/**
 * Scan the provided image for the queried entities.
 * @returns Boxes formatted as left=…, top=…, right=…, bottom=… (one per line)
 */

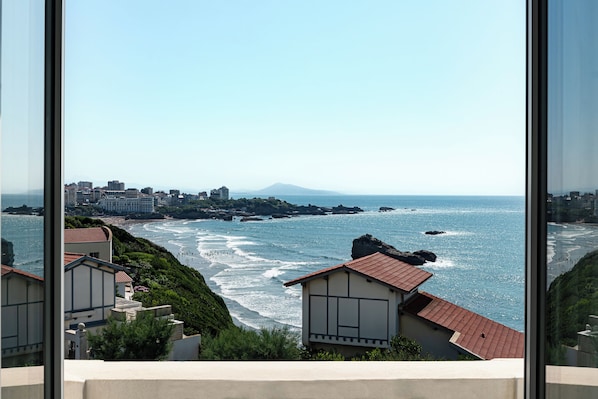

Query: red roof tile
left=64, top=227, right=111, bottom=243
left=404, top=291, right=524, bottom=359
left=284, top=252, right=433, bottom=293
left=1, top=264, right=44, bottom=282
left=115, top=271, right=133, bottom=283
left=64, top=252, right=85, bottom=265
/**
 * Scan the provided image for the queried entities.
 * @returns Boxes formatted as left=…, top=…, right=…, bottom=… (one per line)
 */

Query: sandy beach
left=97, top=216, right=163, bottom=228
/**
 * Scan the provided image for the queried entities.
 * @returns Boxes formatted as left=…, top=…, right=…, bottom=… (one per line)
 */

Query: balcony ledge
left=0, top=359, right=526, bottom=399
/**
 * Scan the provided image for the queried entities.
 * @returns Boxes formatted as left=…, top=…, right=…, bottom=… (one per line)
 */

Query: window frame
left=526, top=0, right=548, bottom=397
left=37, top=0, right=554, bottom=397
left=43, top=0, right=64, bottom=398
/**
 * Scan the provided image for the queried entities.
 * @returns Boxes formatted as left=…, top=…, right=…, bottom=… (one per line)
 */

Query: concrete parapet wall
left=3, top=359, right=525, bottom=399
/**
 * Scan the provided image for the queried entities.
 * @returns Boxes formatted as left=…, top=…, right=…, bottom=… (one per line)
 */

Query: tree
left=88, top=313, right=175, bottom=360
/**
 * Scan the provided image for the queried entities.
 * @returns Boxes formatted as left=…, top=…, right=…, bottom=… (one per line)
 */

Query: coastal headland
left=67, top=197, right=365, bottom=221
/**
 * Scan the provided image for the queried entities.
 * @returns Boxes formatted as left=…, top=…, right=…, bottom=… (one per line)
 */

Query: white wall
left=64, top=262, right=115, bottom=329
left=401, top=313, right=461, bottom=359
left=1, top=275, right=44, bottom=366
left=64, top=241, right=111, bottom=263
left=304, top=271, right=399, bottom=348
left=2, top=359, right=530, bottom=399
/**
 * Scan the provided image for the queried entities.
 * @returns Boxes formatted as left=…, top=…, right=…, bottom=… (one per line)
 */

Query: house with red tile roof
left=64, top=226, right=113, bottom=262
left=284, top=252, right=524, bottom=359
left=64, top=252, right=125, bottom=330
left=1, top=265, right=44, bottom=367
left=115, top=270, right=134, bottom=300
left=63, top=252, right=199, bottom=360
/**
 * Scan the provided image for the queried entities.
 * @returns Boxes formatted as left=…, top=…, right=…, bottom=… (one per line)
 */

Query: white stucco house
left=64, top=226, right=113, bottom=263
left=115, top=270, right=134, bottom=300
left=1, top=265, right=44, bottom=367
left=285, top=252, right=524, bottom=359
left=64, top=252, right=125, bottom=331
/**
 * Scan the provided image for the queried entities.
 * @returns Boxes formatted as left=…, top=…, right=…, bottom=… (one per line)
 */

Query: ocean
left=6, top=194, right=596, bottom=334
left=126, top=195, right=527, bottom=332
left=1, top=194, right=44, bottom=277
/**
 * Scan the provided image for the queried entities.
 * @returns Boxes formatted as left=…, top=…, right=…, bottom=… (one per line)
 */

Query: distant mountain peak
left=253, top=183, right=340, bottom=196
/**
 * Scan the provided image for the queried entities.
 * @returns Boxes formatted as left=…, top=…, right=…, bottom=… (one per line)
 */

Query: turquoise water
left=127, top=195, right=526, bottom=331
left=4, top=194, right=597, bottom=334
left=1, top=194, right=44, bottom=276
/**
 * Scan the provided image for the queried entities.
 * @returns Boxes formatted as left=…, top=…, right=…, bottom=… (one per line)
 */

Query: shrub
left=88, top=313, right=174, bottom=360
left=200, top=326, right=301, bottom=360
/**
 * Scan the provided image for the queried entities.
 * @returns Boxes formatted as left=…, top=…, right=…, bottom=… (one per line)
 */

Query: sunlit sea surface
left=127, top=195, right=527, bottom=332
left=1, top=194, right=44, bottom=277
left=7, top=194, right=595, bottom=333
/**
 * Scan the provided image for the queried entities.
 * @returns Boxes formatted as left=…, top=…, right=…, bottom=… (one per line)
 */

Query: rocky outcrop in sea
left=351, top=234, right=436, bottom=266
left=1, top=238, right=14, bottom=266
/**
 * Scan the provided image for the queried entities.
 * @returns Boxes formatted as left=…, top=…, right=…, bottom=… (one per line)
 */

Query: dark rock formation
left=240, top=216, right=263, bottom=222
left=425, top=230, right=445, bottom=235
left=379, top=207, right=395, bottom=212
left=1, top=238, right=14, bottom=266
left=413, top=250, right=437, bottom=262
left=351, top=234, right=436, bottom=266
left=331, top=205, right=364, bottom=214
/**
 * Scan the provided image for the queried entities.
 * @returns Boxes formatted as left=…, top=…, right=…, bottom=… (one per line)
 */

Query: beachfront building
left=210, top=186, right=229, bottom=201
left=285, top=252, right=524, bottom=359
left=107, top=180, right=125, bottom=191
left=125, top=188, right=140, bottom=198
left=98, top=196, right=154, bottom=214
left=64, top=226, right=113, bottom=263
left=1, top=265, right=44, bottom=367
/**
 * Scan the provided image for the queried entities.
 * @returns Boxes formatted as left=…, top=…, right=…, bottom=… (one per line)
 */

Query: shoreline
left=97, top=216, right=165, bottom=228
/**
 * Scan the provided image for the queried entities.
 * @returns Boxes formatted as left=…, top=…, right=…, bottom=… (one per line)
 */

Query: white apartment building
left=98, top=196, right=154, bottom=214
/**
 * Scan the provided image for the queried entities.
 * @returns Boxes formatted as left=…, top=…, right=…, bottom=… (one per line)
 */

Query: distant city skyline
left=3, top=2, right=526, bottom=195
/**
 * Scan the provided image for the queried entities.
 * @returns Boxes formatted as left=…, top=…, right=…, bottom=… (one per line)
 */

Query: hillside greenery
left=65, top=216, right=234, bottom=336
left=546, top=249, right=598, bottom=363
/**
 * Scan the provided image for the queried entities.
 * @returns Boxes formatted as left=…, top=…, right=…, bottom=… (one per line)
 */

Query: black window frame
left=39, top=0, right=552, bottom=397
left=44, top=0, right=64, bottom=398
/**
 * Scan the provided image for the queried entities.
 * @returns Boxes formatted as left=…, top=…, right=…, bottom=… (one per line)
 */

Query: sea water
left=7, top=194, right=596, bottom=333
left=127, top=196, right=527, bottom=332
left=1, top=194, right=44, bottom=277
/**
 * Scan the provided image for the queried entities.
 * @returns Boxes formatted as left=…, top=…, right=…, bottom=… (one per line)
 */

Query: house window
left=89, top=252, right=100, bottom=259
left=4, top=0, right=597, bottom=397
left=0, top=0, right=46, bottom=392
left=1, top=0, right=62, bottom=397
left=545, top=0, right=598, bottom=390
left=527, top=0, right=598, bottom=396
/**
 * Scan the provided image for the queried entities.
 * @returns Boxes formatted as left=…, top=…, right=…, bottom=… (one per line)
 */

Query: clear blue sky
left=9, top=1, right=527, bottom=195
left=547, top=0, right=598, bottom=195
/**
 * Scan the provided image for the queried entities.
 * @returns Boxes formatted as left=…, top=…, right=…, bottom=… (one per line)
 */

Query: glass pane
left=546, top=0, right=598, bottom=392
left=1, top=0, right=45, bottom=393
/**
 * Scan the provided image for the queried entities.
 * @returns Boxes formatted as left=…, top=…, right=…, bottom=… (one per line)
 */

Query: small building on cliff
left=284, top=252, right=524, bottom=359
left=65, top=226, right=113, bottom=262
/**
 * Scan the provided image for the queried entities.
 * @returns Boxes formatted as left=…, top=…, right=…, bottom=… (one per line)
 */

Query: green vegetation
left=301, top=335, right=428, bottom=361
left=546, top=249, right=598, bottom=364
left=88, top=313, right=174, bottom=360
left=200, top=326, right=301, bottom=360
left=65, top=216, right=234, bottom=336
left=352, top=335, right=426, bottom=361
left=167, top=197, right=297, bottom=215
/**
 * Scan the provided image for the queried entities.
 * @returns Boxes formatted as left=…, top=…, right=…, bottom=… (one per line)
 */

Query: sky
left=4, top=1, right=527, bottom=195
left=1, top=1, right=45, bottom=195
left=547, top=0, right=598, bottom=195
